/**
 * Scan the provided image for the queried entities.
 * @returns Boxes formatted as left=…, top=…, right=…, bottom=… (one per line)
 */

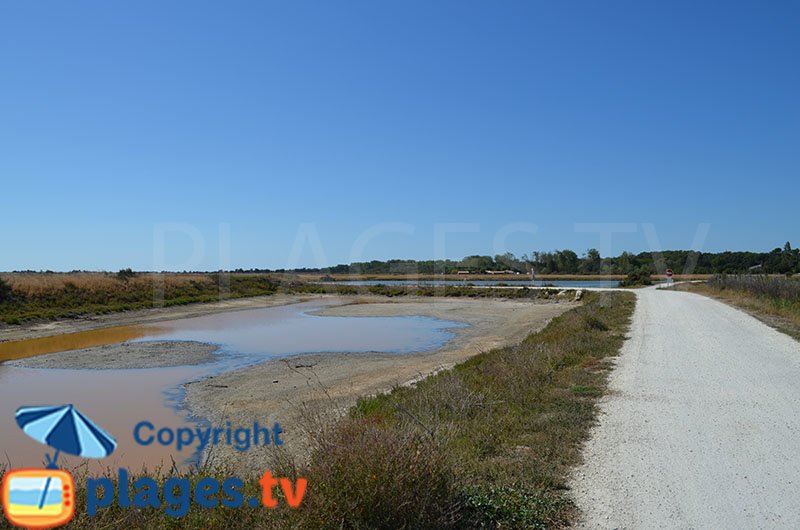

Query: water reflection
left=139, top=300, right=465, bottom=363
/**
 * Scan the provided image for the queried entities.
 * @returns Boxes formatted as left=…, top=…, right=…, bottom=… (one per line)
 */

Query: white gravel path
left=571, top=287, right=800, bottom=529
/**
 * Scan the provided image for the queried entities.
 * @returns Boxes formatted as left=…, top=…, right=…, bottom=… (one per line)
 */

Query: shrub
left=300, top=418, right=463, bottom=529
left=464, top=483, right=571, bottom=529
left=619, top=267, right=652, bottom=287
left=0, top=277, right=12, bottom=302
left=583, top=314, right=609, bottom=331
left=115, top=268, right=137, bottom=282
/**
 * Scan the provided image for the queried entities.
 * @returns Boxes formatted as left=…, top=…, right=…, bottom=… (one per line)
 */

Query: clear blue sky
left=2, top=1, right=798, bottom=271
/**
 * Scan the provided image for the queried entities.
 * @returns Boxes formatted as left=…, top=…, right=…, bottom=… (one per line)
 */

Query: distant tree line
left=8, top=243, right=797, bottom=277
left=273, top=242, right=800, bottom=276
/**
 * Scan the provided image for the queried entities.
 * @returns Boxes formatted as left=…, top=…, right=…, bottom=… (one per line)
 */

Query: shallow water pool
left=0, top=299, right=465, bottom=470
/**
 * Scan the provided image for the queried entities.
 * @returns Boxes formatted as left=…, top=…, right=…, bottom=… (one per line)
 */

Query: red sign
left=666, top=269, right=674, bottom=277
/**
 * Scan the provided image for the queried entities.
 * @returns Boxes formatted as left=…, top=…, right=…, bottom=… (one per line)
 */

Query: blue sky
left=1, top=1, right=798, bottom=271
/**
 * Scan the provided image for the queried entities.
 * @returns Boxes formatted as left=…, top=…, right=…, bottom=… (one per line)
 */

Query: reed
left=708, top=274, right=800, bottom=302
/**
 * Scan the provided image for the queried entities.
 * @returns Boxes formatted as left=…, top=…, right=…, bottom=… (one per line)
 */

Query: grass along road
left=571, top=287, right=800, bottom=528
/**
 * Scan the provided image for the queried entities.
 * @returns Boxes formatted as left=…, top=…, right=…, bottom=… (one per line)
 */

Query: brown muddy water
left=0, top=300, right=464, bottom=472
left=0, top=325, right=170, bottom=362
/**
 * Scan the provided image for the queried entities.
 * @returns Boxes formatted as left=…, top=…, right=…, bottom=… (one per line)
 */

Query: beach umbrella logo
left=2, top=404, right=116, bottom=528
left=15, top=404, right=117, bottom=467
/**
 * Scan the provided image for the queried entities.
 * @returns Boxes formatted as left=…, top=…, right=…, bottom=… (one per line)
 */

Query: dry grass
left=2, top=272, right=215, bottom=297
left=0, top=273, right=279, bottom=324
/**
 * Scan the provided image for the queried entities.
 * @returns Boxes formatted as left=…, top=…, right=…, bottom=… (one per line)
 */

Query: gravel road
left=571, top=287, right=800, bottom=529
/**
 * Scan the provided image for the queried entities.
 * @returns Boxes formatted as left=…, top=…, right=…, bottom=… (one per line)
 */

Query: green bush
left=464, top=484, right=571, bottom=529
left=619, top=267, right=653, bottom=287
left=115, top=268, right=137, bottom=282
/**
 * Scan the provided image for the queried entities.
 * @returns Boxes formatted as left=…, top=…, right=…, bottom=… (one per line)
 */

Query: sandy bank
left=184, top=296, right=575, bottom=470
left=0, top=293, right=321, bottom=343
left=5, top=340, right=219, bottom=369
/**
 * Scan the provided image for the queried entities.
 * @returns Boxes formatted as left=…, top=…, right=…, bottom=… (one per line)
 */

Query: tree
left=460, top=255, right=495, bottom=272
left=493, top=252, right=526, bottom=272
left=555, top=249, right=579, bottom=274
left=581, top=248, right=602, bottom=274
left=616, top=251, right=634, bottom=274
left=531, top=251, right=558, bottom=274
left=779, top=242, right=799, bottom=274
left=280, top=242, right=800, bottom=276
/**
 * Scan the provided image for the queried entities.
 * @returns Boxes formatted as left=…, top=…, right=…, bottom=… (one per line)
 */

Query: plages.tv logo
left=2, top=404, right=116, bottom=529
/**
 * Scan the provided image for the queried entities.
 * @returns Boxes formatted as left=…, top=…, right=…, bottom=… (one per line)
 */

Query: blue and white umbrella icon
left=15, top=404, right=117, bottom=508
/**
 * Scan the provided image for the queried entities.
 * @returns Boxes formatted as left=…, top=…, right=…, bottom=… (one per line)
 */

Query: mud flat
left=184, top=296, right=575, bottom=471
left=5, top=340, right=218, bottom=369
